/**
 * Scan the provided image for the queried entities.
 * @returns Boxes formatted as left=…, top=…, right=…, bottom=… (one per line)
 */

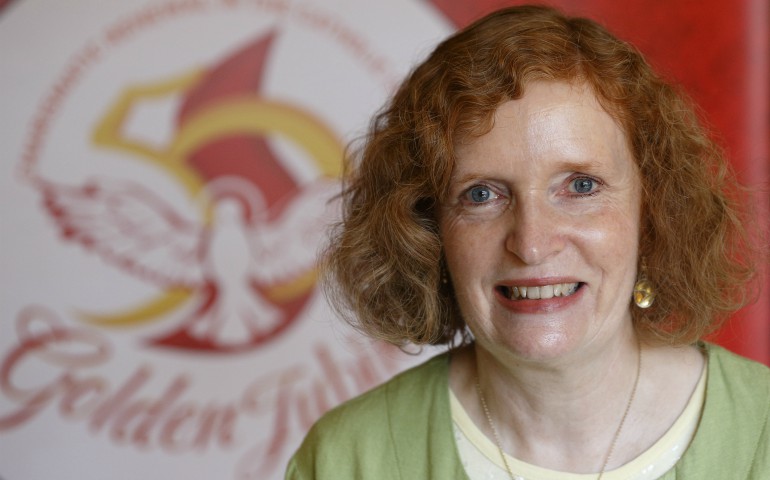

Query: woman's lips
left=494, top=281, right=584, bottom=313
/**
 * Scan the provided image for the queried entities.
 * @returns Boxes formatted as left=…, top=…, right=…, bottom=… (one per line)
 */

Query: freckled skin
left=440, top=81, right=642, bottom=367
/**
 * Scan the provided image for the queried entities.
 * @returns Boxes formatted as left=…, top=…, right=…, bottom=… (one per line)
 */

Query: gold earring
left=633, top=279, right=655, bottom=308
left=633, top=260, right=655, bottom=308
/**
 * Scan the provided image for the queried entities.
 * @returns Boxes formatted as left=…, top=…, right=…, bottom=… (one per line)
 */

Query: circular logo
left=28, top=9, right=355, bottom=354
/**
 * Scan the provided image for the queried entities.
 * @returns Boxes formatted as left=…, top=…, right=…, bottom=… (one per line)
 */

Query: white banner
left=0, top=1, right=451, bottom=478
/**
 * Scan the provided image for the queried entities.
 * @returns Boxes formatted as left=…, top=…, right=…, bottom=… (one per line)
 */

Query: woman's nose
left=505, top=195, right=566, bottom=265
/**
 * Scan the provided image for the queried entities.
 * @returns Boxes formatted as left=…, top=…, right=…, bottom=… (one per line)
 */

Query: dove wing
left=248, top=180, right=340, bottom=284
left=42, top=180, right=206, bottom=287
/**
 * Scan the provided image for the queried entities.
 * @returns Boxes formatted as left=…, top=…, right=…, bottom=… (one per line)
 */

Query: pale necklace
left=475, top=346, right=642, bottom=480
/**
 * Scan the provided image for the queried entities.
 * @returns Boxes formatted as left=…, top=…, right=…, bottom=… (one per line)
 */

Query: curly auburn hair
left=323, top=5, right=756, bottom=346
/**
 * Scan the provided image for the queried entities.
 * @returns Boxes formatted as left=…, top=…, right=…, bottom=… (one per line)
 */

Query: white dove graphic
left=41, top=176, right=339, bottom=346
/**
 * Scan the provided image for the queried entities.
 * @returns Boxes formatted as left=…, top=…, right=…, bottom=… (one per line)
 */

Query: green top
left=286, top=344, right=770, bottom=479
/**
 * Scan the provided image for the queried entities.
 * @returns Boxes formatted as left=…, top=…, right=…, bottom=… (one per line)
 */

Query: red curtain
left=428, top=0, right=770, bottom=365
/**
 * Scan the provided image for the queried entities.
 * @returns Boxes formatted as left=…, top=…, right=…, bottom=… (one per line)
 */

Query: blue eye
left=571, top=177, right=595, bottom=194
left=467, top=185, right=496, bottom=203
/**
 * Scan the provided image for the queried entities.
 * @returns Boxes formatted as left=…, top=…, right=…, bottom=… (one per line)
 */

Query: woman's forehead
left=454, top=82, right=631, bottom=166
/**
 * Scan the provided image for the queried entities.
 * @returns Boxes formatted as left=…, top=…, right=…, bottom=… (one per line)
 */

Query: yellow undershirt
left=450, top=364, right=707, bottom=480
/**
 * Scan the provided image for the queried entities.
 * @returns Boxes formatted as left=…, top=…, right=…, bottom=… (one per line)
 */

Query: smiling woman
left=286, top=5, right=769, bottom=480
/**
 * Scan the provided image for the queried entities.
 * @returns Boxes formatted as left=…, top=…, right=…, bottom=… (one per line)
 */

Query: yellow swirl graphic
left=83, top=71, right=343, bottom=327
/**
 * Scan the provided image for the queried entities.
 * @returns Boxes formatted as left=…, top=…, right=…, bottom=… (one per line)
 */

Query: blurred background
left=0, top=0, right=767, bottom=478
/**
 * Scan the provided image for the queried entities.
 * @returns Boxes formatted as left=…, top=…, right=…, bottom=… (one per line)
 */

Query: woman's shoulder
left=674, top=343, right=770, bottom=478
left=294, top=353, right=449, bottom=442
left=704, top=342, right=770, bottom=394
left=286, top=351, right=454, bottom=479
left=702, top=342, right=770, bottom=427
left=648, top=344, right=769, bottom=479
left=314, top=350, right=450, bottom=429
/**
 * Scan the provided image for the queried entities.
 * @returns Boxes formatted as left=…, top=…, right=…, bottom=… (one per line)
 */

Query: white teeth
left=506, top=282, right=578, bottom=300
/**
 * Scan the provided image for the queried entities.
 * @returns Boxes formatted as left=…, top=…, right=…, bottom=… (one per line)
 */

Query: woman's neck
left=449, top=337, right=705, bottom=473
left=451, top=333, right=641, bottom=473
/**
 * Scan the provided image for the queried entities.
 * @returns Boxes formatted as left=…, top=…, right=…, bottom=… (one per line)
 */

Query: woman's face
left=439, top=81, right=641, bottom=364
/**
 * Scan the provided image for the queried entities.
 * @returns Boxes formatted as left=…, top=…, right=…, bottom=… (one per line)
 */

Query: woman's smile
left=494, top=280, right=586, bottom=315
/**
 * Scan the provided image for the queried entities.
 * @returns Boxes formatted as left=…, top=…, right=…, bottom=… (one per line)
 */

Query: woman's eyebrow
left=552, top=160, right=606, bottom=173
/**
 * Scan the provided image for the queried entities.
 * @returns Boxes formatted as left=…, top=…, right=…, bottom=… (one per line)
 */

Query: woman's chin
left=478, top=328, right=586, bottom=366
